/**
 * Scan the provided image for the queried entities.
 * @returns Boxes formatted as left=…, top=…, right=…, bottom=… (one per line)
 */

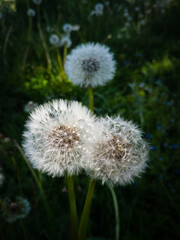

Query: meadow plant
left=22, top=42, right=149, bottom=240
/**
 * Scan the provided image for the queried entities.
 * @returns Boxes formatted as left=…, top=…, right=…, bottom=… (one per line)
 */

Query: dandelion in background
left=2, top=197, right=30, bottom=223
left=63, top=23, right=73, bottom=33
left=27, top=8, right=36, bottom=17
left=65, top=43, right=116, bottom=88
left=60, top=36, right=72, bottom=48
left=0, top=12, right=3, bottom=19
left=32, top=0, right=42, bottom=4
left=49, top=34, right=60, bottom=47
left=84, top=116, right=149, bottom=186
left=124, top=9, right=129, bottom=17
left=24, top=101, right=38, bottom=113
left=135, top=6, right=140, bottom=12
left=23, top=99, right=98, bottom=177
left=95, top=3, right=104, bottom=15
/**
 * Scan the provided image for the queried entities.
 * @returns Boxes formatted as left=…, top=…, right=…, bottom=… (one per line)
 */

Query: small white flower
left=65, top=43, right=116, bottom=88
left=49, top=34, right=60, bottom=47
left=27, top=8, right=36, bottom=17
left=32, top=0, right=42, bottom=4
left=23, top=99, right=98, bottom=177
left=24, top=101, right=38, bottom=113
left=3, top=197, right=31, bottom=223
left=84, top=116, right=149, bottom=186
left=63, top=23, right=73, bottom=33
left=60, top=37, right=72, bottom=48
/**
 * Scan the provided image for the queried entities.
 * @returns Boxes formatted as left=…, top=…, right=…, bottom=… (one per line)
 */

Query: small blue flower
left=152, top=146, right=157, bottom=150
left=146, top=134, right=151, bottom=139
left=171, top=144, right=178, bottom=149
left=157, top=125, right=162, bottom=131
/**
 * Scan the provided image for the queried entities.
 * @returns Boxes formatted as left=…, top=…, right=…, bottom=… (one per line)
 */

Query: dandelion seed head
left=49, top=34, right=60, bottom=47
left=2, top=197, right=30, bottom=223
left=27, top=8, right=36, bottom=17
left=23, top=99, right=98, bottom=177
left=63, top=23, right=73, bottom=33
left=60, top=36, right=72, bottom=48
left=84, top=116, right=149, bottom=186
left=0, top=168, right=4, bottom=187
left=65, top=43, right=116, bottom=88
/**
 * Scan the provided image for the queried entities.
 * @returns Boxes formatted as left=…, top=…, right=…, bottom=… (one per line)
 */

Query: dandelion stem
left=79, top=179, right=96, bottom=240
left=108, top=185, right=120, bottom=240
left=63, top=46, right=67, bottom=67
left=88, top=86, right=94, bottom=112
left=67, top=175, right=79, bottom=240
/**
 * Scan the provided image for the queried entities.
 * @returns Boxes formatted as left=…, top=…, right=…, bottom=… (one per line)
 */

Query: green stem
left=11, top=157, right=23, bottom=195
left=108, top=185, right=120, bottom=240
left=37, top=6, right=52, bottom=72
left=79, top=180, right=96, bottom=240
left=88, top=86, right=94, bottom=112
left=14, top=141, right=55, bottom=238
left=67, top=175, right=79, bottom=240
left=63, top=46, right=67, bottom=67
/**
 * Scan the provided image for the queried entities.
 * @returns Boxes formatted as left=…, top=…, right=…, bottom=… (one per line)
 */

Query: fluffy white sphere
left=63, top=23, right=73, bottom=33
left=83, top=116, right=149, bottom=186
left=49, top=34, right=60, bottom=46
left=27, top=8, right=36, bottom=17
left=65, top=43, right=116, bottom=88
left=23, top=99, right=98, bottom=177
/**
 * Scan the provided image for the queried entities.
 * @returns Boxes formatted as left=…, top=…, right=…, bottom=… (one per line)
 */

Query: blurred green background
left=0, top=0, right=179, bottom=239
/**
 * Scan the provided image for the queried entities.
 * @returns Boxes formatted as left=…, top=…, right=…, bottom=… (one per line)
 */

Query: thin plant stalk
left=11, top=157, right=23, bottom=195
left=108, top=185, right=120, bottom=240
left=79, top=179, right=96, bottom=240
left=14, top=141, right=55, bottom=238
left=19, top=220, right=29, bottom=240
left=0, top=198, right=14, bottom=240
left=57, top=50, right=64, bottom=80
left=63, top=46, right=67, bottom=67
left=37, top=6, right=52, bottom=72
left=88, top=86, right=94, bottom=112
left=67, top=175, right=79, bottom=240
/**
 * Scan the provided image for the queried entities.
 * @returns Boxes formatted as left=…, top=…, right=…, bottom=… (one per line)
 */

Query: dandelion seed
left=23, top=99, right=98, bottom=177
left=84, top=116, right=149, bottom=186
left=65, top=43, right=116, bottom=88
left=49, top=34, right=60, bottom=47
left=27, top=8, right=36, bottom=17
left=2, top=197, right=30, bottom=223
